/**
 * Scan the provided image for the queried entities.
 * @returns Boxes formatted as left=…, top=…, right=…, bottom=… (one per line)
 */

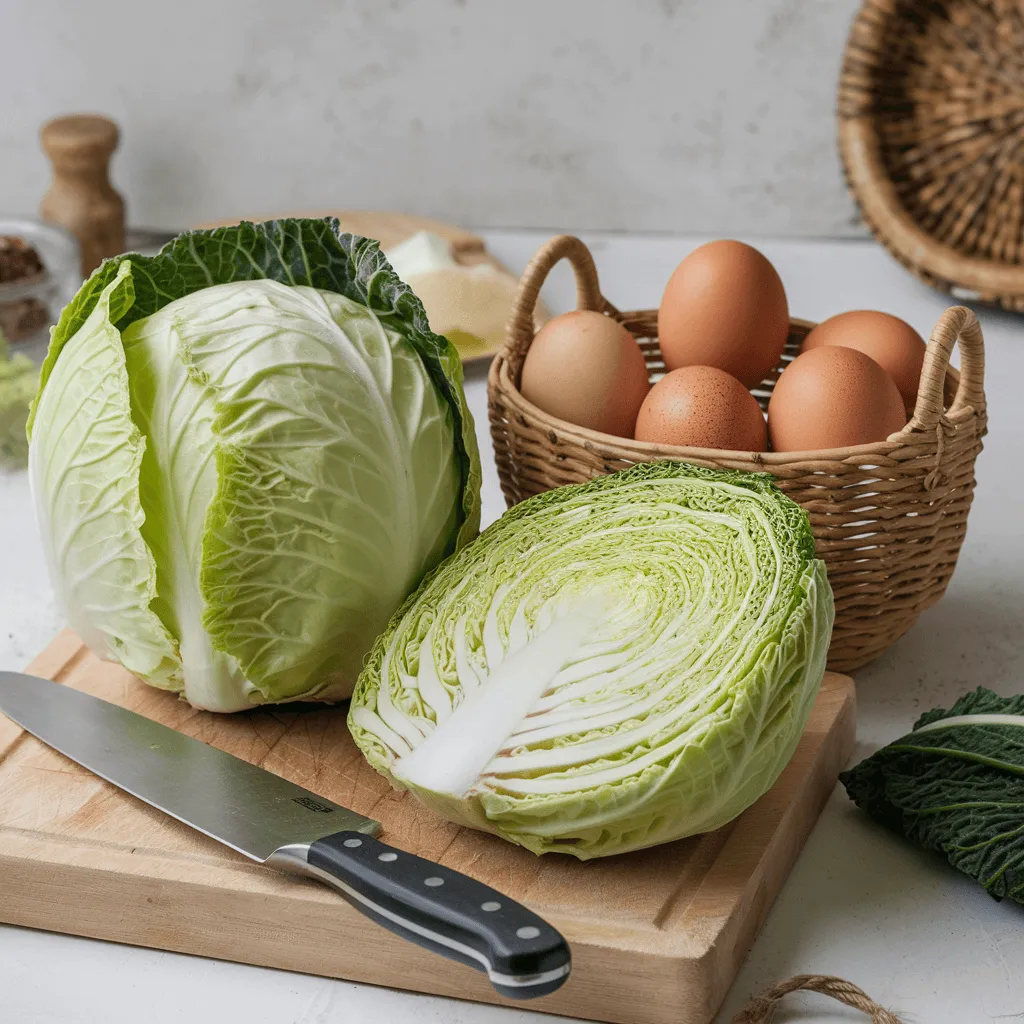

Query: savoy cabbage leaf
left=841, top=687, right=1024, bottom=903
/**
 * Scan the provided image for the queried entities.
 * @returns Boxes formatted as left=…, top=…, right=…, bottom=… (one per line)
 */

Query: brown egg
left=802, top=310, right=925, bottom=413
left=657, top=240, right=789, bottom=388
left=768, top=346, right=906, bottom=452
left=634, top=366, right=767, bottom=451
left=520, top=310, right=650, bottom=437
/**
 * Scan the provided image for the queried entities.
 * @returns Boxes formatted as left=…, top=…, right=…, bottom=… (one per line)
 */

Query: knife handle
left=269, top=831, right=570, bottom=999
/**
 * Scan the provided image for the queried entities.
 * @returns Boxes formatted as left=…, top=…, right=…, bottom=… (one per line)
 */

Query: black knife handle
left=302, top=831, right=570, bottom=999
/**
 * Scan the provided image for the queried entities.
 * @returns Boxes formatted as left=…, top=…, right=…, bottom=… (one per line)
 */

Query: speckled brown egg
left=634, top=366, right=767, bottom=451
left=768, top=346, right=906, bottom=452
left=802, top=310, right=926, bottom=414
left=520, top=310, right=650, bottom=437
left=657, top=240, right=789, bottom=388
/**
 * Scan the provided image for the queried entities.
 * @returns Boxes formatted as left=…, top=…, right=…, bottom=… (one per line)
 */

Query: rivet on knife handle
left=268, top=831, right=571, bottom=998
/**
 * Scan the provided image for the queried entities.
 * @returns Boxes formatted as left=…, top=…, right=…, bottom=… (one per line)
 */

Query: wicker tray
left=839, top=0, right=1024, bottom=309
left=488, top=235, right=987, bottom=673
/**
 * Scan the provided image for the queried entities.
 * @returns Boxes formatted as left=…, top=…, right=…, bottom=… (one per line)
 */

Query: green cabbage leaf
left=841, top=687, right=1024, bottom=903
left=350, top=461, right=833, bottom=858
left=29, top=219, right=480, bottom=711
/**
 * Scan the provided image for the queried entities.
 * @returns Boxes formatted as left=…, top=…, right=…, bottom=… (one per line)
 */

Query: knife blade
left=0, top=672, right=571, bottom=998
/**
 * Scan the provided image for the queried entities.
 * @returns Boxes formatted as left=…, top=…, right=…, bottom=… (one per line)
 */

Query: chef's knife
left=0, top=672, right=570, bottom=998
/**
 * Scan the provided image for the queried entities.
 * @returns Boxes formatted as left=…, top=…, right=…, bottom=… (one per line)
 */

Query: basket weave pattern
left=487, top=236, right=987, bottom=673
left=839, top=0, right=1024, bottom=309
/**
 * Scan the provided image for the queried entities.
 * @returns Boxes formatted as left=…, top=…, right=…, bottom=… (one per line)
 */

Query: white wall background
left=3, top=0, right=863, bottom=237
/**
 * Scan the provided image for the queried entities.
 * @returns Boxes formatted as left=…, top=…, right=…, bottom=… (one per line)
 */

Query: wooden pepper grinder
left=40, top=115, right=125, bottom=276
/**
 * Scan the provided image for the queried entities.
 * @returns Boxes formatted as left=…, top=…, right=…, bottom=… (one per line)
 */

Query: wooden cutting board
left=0, top=632, right=855, bottom=1024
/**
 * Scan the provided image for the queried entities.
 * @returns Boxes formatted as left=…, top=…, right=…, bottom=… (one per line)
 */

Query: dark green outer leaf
left=28, top=217, right=480, bottom=547
left=841, top=687, right=1024, bottom=903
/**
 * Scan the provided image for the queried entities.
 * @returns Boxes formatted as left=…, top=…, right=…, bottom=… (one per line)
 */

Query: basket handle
left=907, top=305, right=986, bottom=431
left=502, top=235, right=609, bottom=377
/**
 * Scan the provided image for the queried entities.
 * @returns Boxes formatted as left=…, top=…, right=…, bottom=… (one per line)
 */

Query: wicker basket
left=488, top=235, right=987, bottom=673
left=839, top=0, right=1024, bottom=309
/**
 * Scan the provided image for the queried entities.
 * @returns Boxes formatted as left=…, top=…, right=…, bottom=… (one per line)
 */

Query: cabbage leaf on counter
left=841, top=687, right=1024, bottom=903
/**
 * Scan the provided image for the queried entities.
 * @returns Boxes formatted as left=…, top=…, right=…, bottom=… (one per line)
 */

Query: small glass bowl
left=0, top=218, right=81, bottom=365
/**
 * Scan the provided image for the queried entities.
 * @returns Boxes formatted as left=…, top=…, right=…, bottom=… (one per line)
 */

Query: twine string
left=731, top=974, right=906, bottom=1023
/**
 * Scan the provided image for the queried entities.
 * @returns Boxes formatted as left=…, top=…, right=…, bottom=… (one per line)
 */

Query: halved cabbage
left=349, top=461, right=833, bottom=859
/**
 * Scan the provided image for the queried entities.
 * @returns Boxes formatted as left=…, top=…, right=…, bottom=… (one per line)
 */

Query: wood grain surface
left=0, top=632, right=856, bottom=1024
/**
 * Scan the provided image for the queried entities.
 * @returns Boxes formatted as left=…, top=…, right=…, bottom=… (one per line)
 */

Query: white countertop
left=3, top=229, right=1022, bottom=1024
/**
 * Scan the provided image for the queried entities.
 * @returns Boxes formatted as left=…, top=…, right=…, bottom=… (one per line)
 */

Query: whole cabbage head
left=28, top=219, right=480, bottom=711
left=349, top=462, right=834, bottom=859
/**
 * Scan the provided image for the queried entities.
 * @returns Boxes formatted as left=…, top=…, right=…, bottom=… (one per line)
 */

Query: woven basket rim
left=492, top=353, right=971, bottom=466
left=492, top=234, right=987, bottom=470
left=837, top=1, right=1024, bottom=303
